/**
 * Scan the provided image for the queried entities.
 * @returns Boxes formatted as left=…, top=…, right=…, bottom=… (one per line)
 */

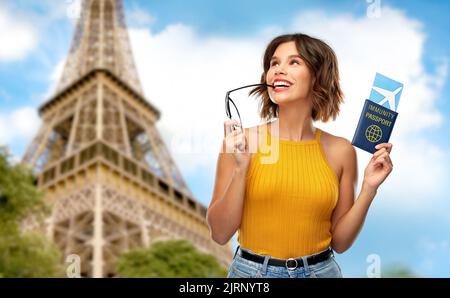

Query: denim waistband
left=233, top=246, right=333, bottom=273
left=234, top=246, right=333, bottom=261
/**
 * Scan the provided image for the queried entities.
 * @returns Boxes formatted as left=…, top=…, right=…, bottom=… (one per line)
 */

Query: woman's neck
left=274, top=104, right=315, bottom=141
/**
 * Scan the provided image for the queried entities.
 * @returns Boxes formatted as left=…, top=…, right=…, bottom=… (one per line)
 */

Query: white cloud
left=40, top=58, right=66, bottom=101
left=129, top=25, right=269, bottom=175
left=29, top=56, right=65, bottom=105
left=292, top=8, right=445, bottom=135
left=127, top=7, right=156, bottom=27
left=66, top=0, right=82, bottom=23
left=50, top=59, right=66, bottom=84
left=0, top=107, right=41, bottom=145
left=0, top=5, right=38, bottom=61
left=127, top=7, right=448, bottom=211
left=291, top=8, right=449, bottom=212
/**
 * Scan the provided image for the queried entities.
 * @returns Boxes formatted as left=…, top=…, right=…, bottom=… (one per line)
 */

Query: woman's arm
left=206, top=121, right=252, bottom=245
left=206, top=153, right=249, bottom=245
left=330, top=141, right=393, bottom=253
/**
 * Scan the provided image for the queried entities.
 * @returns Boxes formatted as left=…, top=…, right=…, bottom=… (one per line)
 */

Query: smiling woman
left=250, top=33, right=343, bottom=123
left=206, top=33, right=394, bottom=278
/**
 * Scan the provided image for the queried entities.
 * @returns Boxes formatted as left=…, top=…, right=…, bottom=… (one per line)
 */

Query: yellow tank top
left=238, top=124, right=339, bottom=259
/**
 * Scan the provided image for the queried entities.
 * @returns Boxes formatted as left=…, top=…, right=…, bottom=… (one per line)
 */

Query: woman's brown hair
left=250, top=33, right=344, bottom=123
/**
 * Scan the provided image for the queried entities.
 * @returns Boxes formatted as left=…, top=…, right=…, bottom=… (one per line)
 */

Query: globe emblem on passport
left=365, top=125, right=382, bottom=143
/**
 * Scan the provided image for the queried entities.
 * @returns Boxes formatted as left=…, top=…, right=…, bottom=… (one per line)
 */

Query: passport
left=352, top=73, right=403, bottom=154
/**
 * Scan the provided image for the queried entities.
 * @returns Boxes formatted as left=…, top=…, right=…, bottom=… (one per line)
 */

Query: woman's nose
left=274, top=65, right=287, bottom=75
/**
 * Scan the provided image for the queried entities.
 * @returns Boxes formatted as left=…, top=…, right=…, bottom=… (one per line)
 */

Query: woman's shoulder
left=319, top=128, right=356, bottom=157
left=319, top=128, right=356, bottom=180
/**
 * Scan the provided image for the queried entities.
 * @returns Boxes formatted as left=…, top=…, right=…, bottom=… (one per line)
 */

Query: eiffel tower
left=22, top=0, right=231, bottom=277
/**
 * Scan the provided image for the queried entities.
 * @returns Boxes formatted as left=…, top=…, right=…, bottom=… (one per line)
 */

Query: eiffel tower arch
left=22, top=0, right=232, bottom=277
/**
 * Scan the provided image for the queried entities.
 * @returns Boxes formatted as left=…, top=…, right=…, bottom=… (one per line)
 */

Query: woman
left=206, top=33, right=393, bottom=278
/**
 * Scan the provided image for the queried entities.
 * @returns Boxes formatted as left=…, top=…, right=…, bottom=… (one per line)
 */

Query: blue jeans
left=227, top=247, right=343, bottom=278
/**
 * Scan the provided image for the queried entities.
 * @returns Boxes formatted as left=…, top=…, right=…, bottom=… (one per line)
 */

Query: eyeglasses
left=225, top=83, right=273, bottom=131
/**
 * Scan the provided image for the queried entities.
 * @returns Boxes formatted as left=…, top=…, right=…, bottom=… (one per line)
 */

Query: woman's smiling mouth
left=273, top=79, right=293, bottom=92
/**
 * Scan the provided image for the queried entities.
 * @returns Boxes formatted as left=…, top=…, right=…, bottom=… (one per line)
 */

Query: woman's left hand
left=363, top=143, right=394, bottom=191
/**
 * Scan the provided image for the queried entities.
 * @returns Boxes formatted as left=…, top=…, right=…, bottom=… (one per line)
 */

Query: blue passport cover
left=352, top=99, right=398, bottom=154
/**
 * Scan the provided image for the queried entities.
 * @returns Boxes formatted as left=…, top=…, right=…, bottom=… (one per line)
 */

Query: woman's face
left=266, top=41, right=313, bottom=106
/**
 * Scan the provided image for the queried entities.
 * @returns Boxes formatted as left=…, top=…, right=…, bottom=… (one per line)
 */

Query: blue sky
left=1, top=0, right=450, bottom=277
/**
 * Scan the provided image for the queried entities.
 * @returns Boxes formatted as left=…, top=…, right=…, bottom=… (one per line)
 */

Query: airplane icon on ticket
left=369, top=73, right=403, bottom=112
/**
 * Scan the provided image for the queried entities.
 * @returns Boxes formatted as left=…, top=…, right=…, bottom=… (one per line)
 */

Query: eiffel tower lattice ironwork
left=22, top=0, right=232, bottom=277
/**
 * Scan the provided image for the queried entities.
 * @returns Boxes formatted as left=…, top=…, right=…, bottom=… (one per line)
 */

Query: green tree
left=0, top=231, right=63, bottom=277
left=0, top=147, right=63, bottom=277
left=116, top=239, right=227, bottom=278
left=0, top=148, right=46, bottom=231
left=383, top=263, right=420, bottom=278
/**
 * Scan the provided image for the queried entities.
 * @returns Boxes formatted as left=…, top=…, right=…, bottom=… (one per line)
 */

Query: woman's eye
left=270, top=61, right=279, bottom=67
left=290, top=60, right=300, bottom=65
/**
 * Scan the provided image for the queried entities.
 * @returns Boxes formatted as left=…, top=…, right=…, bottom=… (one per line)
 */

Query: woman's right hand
left=223, top=119, right=251, bottom=170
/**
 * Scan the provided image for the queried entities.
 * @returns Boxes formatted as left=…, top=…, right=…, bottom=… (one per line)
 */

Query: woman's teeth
left=273, top=81, right=290, bottom=90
